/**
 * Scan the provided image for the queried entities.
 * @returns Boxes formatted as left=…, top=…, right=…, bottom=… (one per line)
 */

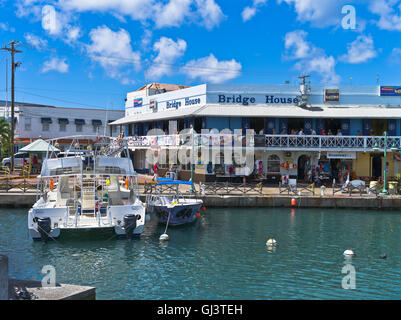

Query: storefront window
left=267, top=155, right=280, bottom=173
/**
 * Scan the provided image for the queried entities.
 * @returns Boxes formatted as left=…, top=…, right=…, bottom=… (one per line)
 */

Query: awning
left=20, top=138, right=60, bottom=153
left=92, top=119, right=102, bottom=126
left=75, top=119, right=85, bottom=125
left=196, top=104, right=401, bottom=119
left=41, top=117, right=52, bottom=124
left=109, top=103, right=401, bottom=126
left=109, top=105, right=204, bottom=125
left=58, top=118, right=69, bottom=124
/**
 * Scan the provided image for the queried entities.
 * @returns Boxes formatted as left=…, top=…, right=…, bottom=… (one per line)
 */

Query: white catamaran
left=28, top=135, right=146, bottom=240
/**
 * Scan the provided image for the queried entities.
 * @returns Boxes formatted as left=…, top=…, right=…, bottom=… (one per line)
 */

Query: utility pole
left=1, top=41, right=22, bottom=173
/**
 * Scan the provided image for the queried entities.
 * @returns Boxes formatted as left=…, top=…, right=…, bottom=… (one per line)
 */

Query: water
left=1, top=207, right=401, bottom=299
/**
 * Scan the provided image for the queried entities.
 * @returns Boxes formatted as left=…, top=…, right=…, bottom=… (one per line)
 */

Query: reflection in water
left=1, top=207, right=401, bottom=299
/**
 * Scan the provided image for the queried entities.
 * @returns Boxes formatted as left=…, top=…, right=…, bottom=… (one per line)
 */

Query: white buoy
left=343, top=249, right=355, bottom=256
left=159, top=233, right=169, bottom=241
left=266, top=238, right=277, bottom=246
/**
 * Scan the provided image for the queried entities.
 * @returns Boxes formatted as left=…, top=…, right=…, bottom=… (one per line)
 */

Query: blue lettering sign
left=166, top=100, right=181, bottom=109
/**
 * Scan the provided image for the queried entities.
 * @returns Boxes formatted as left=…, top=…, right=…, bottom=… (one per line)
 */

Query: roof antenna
left=296, top=74, right=311, bottom=108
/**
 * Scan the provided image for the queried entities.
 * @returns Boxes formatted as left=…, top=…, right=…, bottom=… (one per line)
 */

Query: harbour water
left=1, top=207, right=401, bottom=300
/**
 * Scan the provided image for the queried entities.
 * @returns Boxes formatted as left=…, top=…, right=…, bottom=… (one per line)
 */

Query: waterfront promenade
left=1, top=174, right=401, bottom=209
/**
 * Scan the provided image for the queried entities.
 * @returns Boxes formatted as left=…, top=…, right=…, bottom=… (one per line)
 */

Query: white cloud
left=24, top=33, right=48, bottom=50
left=148, top=37, right=187, bottom=80
left=369, top=0, right=401, bottom=31
left=86, top=25, right=141, bottom=81
left=65, top=25, right=82, bottom=43
left=284, top=30, right=311, bottom=59
left=242, top=0, right=267, bottom=22
left=195, top=0, right=226, bottom=29
left=389, top=47, right=401, bottom=64
left=339, top=35, right=377, bottom=64
left=0, top=22, right=15, bottom=32
left=284, top=30, right=340, bottom=84
left=154, top=0, right=192, bottom=28
left=41, top=57, right=69, bottom=73
left=59, top=0, right=225, bottom=30
left=181, top=54, right=242, bottom=83
left=278, top=0, right=347, bottom=28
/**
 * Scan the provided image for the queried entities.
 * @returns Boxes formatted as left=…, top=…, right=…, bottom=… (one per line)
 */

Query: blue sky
left=1, top=0, right=401, bottom=110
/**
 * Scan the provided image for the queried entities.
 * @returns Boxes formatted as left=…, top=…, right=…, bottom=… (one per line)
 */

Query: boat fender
left=291, top=198, right=296, bottom=207
left=266, top=238, right=277, bottom=246
left=343, top=249, right=355, bottom=256
left=49, top=179, right=54, bottom=191
left=123, top=214, right=137, bottom=239
left=37, top=217, right=52, bottom=242
left=196, top=212, right=201, bottom=218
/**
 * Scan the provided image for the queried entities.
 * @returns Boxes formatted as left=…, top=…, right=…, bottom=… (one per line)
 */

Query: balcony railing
left=126, top=134, right=401, bottom=152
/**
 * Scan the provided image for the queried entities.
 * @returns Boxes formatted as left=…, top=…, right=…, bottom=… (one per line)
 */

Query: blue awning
left=58, top=118, right=69, bottom=124
left=157, top=180, right=193, bottom=186
left=41, top=117, right=52, bottom=124
left=92, top=119, right=102, bottom=126
left=75, top=119, right=85, bottom=125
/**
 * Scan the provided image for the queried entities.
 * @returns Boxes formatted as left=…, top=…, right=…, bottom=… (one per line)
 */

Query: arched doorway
left=297, top=155, right=311, bottom=181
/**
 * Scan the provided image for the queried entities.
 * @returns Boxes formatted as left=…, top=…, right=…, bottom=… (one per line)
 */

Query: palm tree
left=0, top=118, right=12, bottom=160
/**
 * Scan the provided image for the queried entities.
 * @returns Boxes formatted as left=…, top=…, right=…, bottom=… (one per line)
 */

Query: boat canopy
left=40, top=156, right=136, bottom=177
left=156, top=180, right=194, bottom=186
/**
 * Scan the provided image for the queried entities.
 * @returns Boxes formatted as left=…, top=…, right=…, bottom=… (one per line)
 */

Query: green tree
left=0, top=118, right=12, bottom=160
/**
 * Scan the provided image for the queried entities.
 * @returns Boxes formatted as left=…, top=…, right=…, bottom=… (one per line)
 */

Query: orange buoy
left=291, top=198, right=296, bottom=207
left=49, top=179, right=54, bottom=191
left=196, top=212, right=201, bottom=218
left=201, top=206, right=206, bottom=212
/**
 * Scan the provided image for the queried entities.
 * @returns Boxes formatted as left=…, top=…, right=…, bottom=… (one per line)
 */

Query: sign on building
left=380, top=86, right=401, bottom=96
left=325, top=89, right=340, bottom=102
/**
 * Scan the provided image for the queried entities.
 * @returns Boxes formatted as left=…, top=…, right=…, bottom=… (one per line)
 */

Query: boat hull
left=28, top=202, right=146, bottom=240
left=153, top=202, right=203, bottom=226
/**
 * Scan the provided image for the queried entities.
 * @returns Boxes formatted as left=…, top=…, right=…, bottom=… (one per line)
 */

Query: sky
left=0, top=0, right=401, bottom=110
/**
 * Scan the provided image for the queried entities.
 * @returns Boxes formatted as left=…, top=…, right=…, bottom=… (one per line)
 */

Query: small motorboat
left=146, top=180, right=203, bottom=226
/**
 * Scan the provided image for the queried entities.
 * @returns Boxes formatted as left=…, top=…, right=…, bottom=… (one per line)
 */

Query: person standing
left=152, top=161, right=159, bottom=181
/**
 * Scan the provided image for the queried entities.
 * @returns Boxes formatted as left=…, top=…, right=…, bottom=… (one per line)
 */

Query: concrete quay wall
left=198, top=195, right=401, bottom=210
left=1, top=192, right=401, bottom=210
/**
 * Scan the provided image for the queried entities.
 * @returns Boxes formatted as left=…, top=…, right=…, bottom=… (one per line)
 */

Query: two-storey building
left=111, top=83, right=401, bottom=183
left=0, top=100, right=124, bottom=152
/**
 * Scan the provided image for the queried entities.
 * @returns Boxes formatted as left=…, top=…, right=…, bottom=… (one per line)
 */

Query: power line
left=20, top=41, right=298, bottom=77
left=17, top=89, right=122, bottom=109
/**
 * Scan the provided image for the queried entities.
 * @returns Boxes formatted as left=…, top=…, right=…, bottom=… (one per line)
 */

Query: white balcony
left=125, top=134, right=401, bottom=152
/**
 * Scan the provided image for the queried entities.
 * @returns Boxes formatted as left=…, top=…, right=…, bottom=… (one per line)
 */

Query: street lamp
left=373, top=131, right=393, bottom=195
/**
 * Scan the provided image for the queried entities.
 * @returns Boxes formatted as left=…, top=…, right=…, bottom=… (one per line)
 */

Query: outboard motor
left=36, top=217, right=52, bottom=242
left=123, top=214, right=137, bottom=239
